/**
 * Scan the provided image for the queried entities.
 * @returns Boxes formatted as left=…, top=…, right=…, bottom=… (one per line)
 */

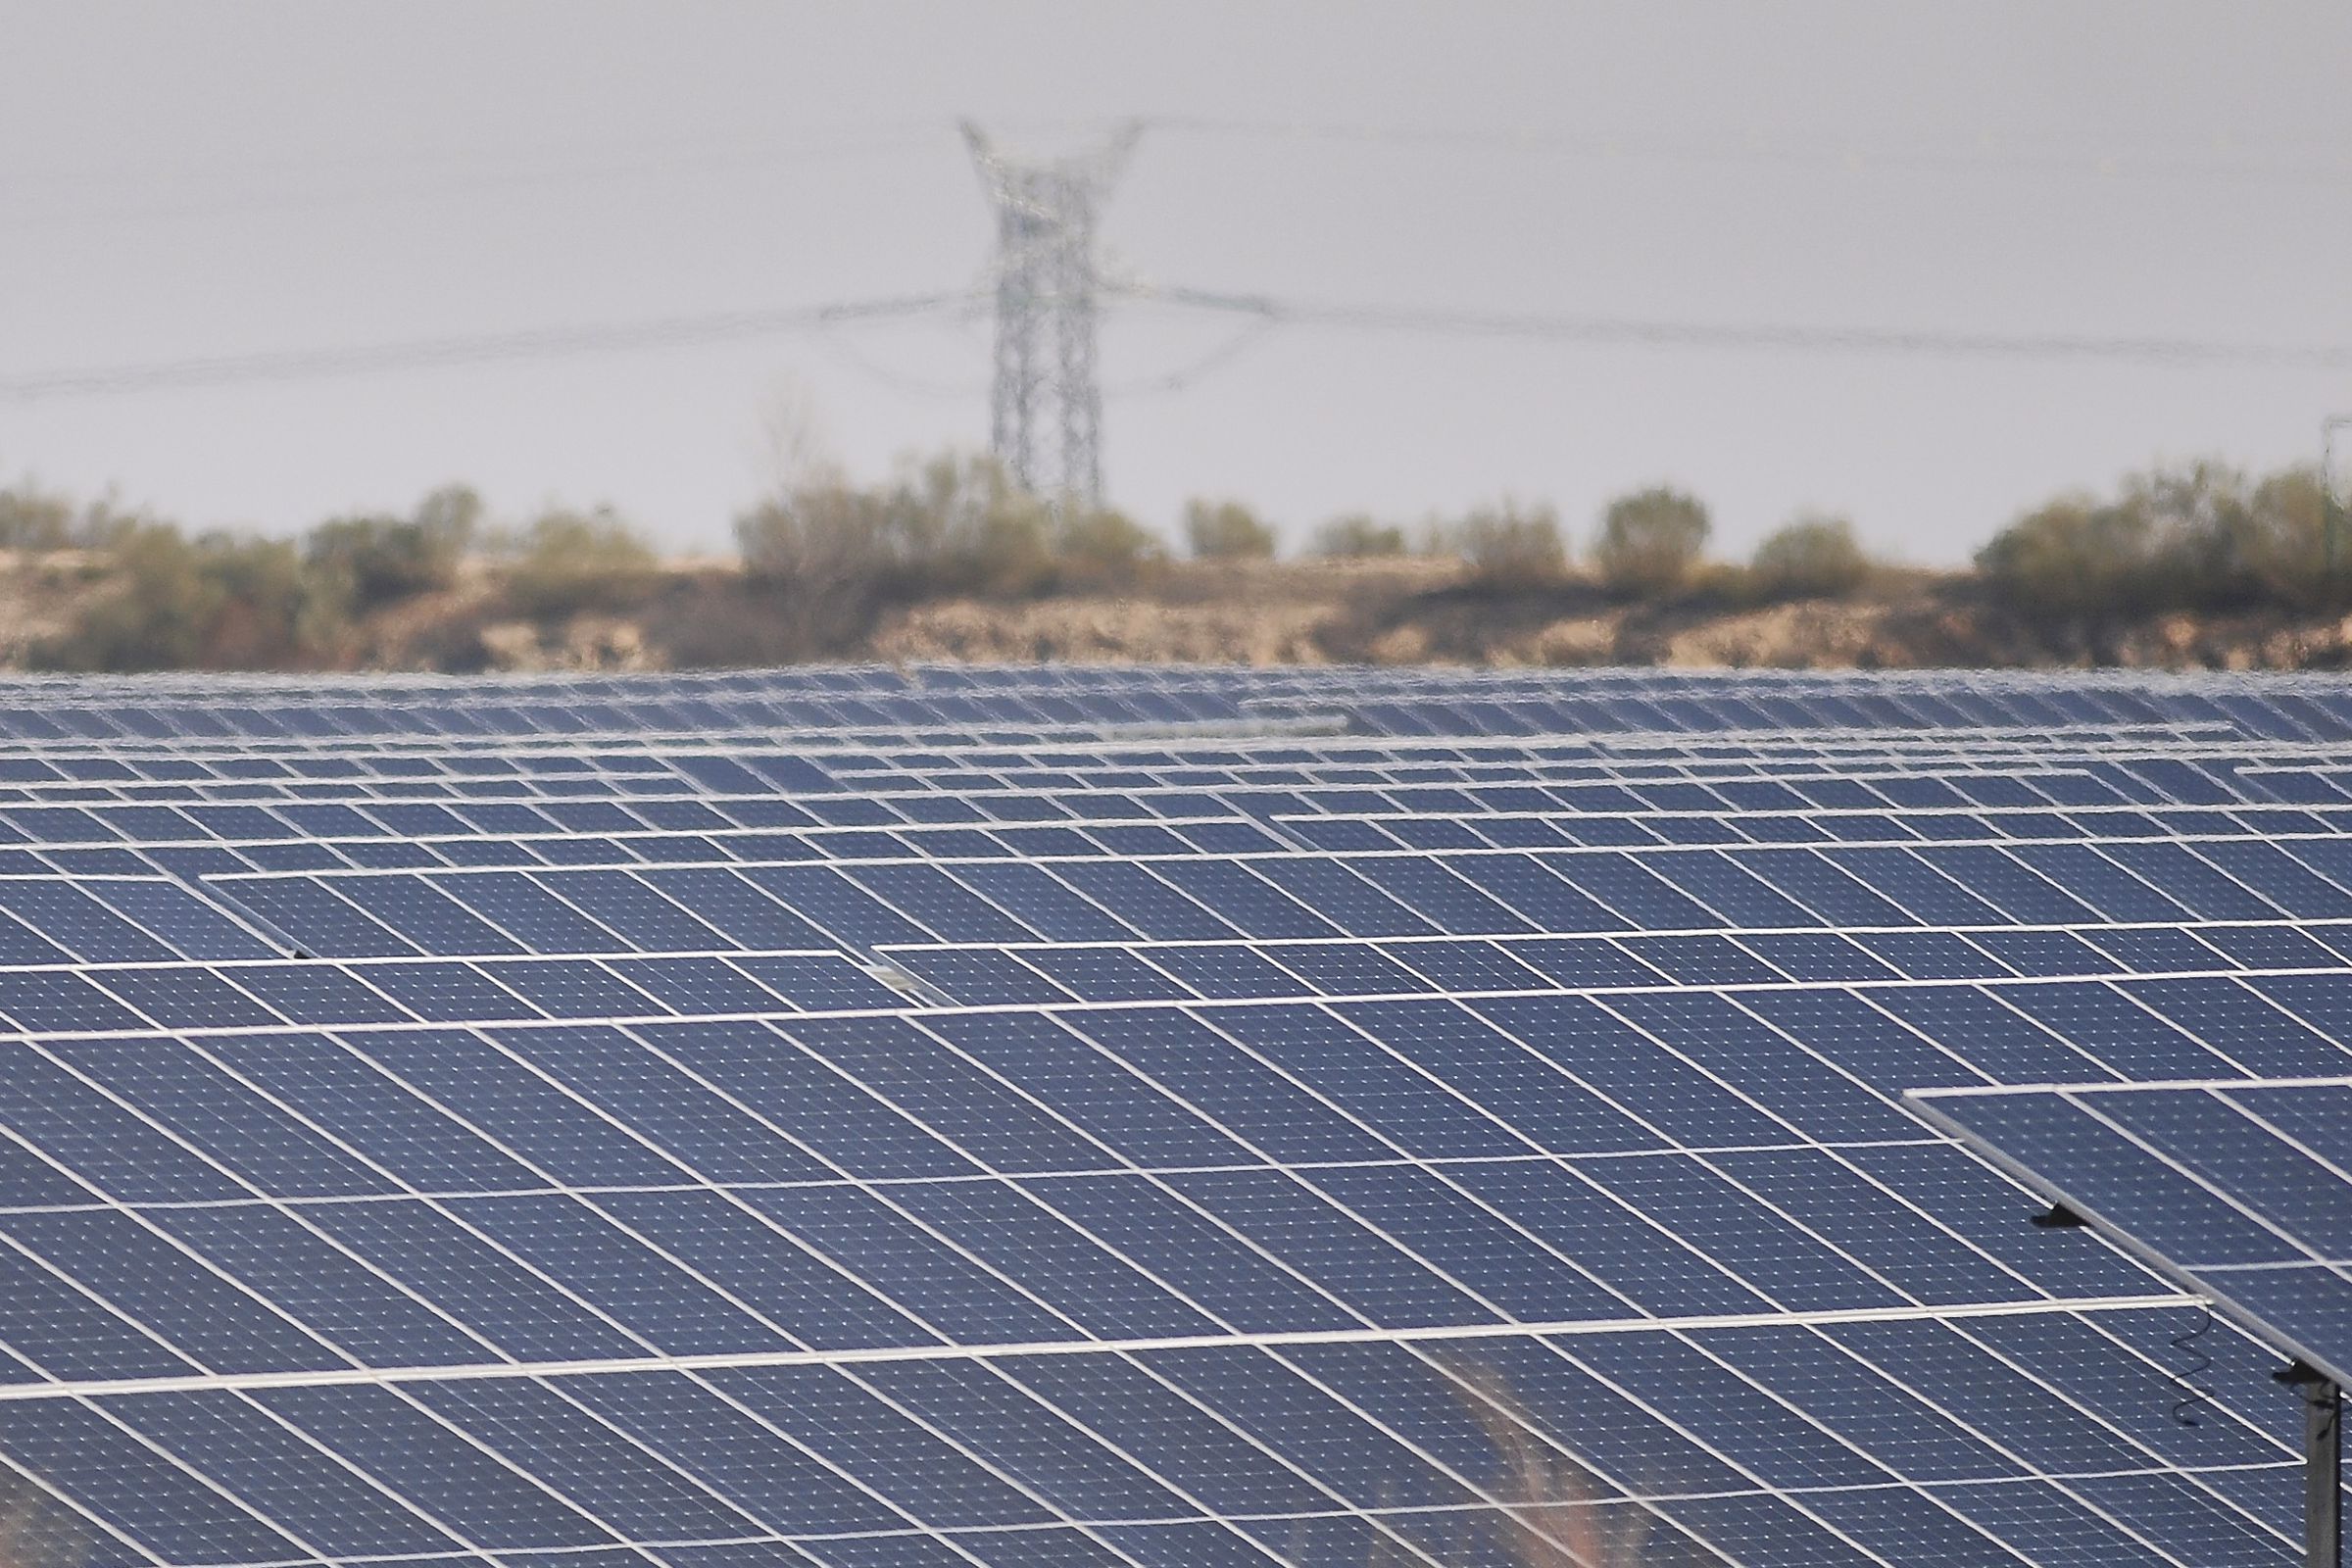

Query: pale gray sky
left=3, top=1, right=2349, bottom=562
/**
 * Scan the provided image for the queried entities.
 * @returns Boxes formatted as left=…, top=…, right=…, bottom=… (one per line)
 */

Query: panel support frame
left=2280, top=1362, right=2341, bottom=1568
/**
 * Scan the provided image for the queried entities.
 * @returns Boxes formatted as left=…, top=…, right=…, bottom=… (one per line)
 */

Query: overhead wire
left=1113, top=281, right=2352, bottom=371
left=0, top=292, right=980, bottom=402
left=807, top=315, right=992, bottom=401
left=13, top=280, right=2348, bottom=405
left=1138, top=115, right=2352, bottom=186
left=9, top=116, right=2351, bottom=403
left=1102, top=313, right=1284, bottom=396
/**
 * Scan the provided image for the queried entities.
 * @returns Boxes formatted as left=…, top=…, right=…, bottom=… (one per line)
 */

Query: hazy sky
left=4, top=1, right=2351, bottom=562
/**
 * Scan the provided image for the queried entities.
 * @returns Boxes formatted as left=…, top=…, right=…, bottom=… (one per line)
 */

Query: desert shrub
left=1311, top=514, right=1407, bottom=558
left=36, top=523, right=339, bottom=671
left=730, top=481, right=908, bottom=655
left=1976, top=461, right=2339, bottom=616
left=1182, top=499, right=1277, bottom=561
left=0, top=484, right=140, bottom=553
left=903, top=452, right=1058, bottom=595
left=0, top=486, right=74, bottom=552
left=1444, top=500, right=1567, bottom=583
left=739, top=450, right=1168, bottom=602
left=306, top=484, right=477, bottom=611
left=1749, top=513, right=1871, bottom=600
left=1594, top=486, right=1710, bottom=595
left=1975, top=493, right=2152, bottom=615
left=2248, top=466, right=2334, bottom=602
left=736, top=481, right=902, bottom=591
left=1054, top=506, right=1166, bottom=587
left=504, top=508, right=659, bottom=619
left=198, top=534, right=334, bottom=666
left=2140, top=461, right=2337, bottom=609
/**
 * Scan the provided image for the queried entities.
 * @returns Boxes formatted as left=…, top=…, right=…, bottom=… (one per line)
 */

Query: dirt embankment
left=854, top=563, right=2352, bottom=673
left=23, top=552, right=2352, bottom=672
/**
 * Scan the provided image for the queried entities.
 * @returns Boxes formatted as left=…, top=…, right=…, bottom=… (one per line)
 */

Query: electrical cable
left=0, top=291, right=980, bottom=402
left=1113, top=281, right=2352, bottom=371
left=1102, top=313, right=1283, bottom=396
left=1139, top=115, right=2352, bottom=186
left=2169, top=1304, right=2216, bottom=1427
left=808, top=319, right=990, bottom=401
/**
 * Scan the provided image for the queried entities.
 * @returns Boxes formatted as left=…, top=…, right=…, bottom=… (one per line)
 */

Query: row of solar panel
left=812, top=754, right=2253, bottom=805
left=1280, top=804, right=2343, bottom=854
left=0, top=770, right=2164, bottom=823
left=15, top=657, right=1618, bottom=701
left=0, top=802, right=1275, bottom=856
left=20, top=811, right=2352, bottom=893
left=0, top=950, right=903, bottom=1031
left=0, top=720, right=2231, bottom=769
left=0, top=766, right=2295, bottom=841
left=0, top=740, right=2171, bottom=789
left=0, top=730, right=2299, bottom=802
left=0, top=1118, right=2121, bottom=1371
left=0, top=686, right=1277, bottom=742
left=0, top=742, right=2288, bottom=810
left=0, top=906, right=2347, bottom=1027
left=198, top=835, right=2352, bottom=963
left=0, top=755, right=2284, bottom=833
left=0, top=763, right=2225, bottom=835
left=1347, top=691, right=2333, bottom=742
left=16, top=811, right=2352, bottom=970
left=20, top=801, right=2347, bottom=886
left=0, top=783, right=2301, bottom=864
left=0, top=669, right=2336, bottom=744
left=41, top=661, right=2328, bottom=691
left=882, top=926, right=2352, bottom=1001
left=766, top=729, right=2134, bottom=763
left=10, top=663, right=2276, bottom=697
left=8, top=970, right=2352, bottom=1185
left=1, top=1309, right=2300, bottom=1568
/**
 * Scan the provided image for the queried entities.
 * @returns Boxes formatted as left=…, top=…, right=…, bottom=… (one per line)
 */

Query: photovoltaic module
left=1, top=664, right=2348, bottom=1568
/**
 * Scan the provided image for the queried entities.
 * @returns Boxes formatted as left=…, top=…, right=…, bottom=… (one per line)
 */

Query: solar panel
left=6, top=668, right=2352, bottom=1567
left=1913, top=1078, right=2352, bottom=1386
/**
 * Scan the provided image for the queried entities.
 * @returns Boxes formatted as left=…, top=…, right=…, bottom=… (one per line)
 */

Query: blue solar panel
left=1917, top=1078, right=2352, bottom=1385
left=8, top=668, right=2352, bottom=1566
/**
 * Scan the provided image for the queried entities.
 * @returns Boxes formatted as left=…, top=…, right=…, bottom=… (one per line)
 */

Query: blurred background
left=6, top=0, right=2351, bottom=563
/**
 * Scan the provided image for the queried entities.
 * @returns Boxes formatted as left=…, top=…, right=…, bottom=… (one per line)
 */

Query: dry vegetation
left=5, top=454, right=2349, bottom=673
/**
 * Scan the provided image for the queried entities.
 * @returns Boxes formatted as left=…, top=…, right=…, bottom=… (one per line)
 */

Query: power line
left=1140, top=115, right=2352, bottom=186
left=1102, top=314, right=1283, bottom=396
left=1116, top=282, right=2352, bottom=371
left=13, top=282, right=2349, bottom=407
left=0, top=293, right=979, bottom=402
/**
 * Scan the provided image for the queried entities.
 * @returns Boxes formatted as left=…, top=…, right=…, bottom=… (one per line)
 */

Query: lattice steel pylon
left=962, top=120, right=1141, bottom=508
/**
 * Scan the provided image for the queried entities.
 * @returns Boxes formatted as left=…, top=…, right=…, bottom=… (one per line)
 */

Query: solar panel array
left=1918, top=1077, right=2352, bottom=1388
left=6, top=665, right=2352, bottom=1568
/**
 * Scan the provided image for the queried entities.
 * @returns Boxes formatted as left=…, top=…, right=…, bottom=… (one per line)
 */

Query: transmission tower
left=962, top=120, right=1140, bottom=507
